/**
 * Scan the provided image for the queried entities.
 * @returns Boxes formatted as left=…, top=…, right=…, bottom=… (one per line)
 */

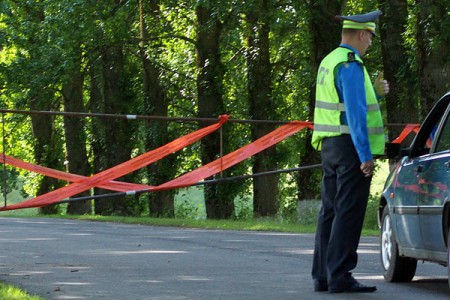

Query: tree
left=139, top=0, right=176, bottom=217
left=244, top=0, right=279, bottom=217
left=378, top=0, right=419, bottom=144
left=2, top=0, right=441, bottom=219
left=195, top=1, right=236, bottom=219
left=90, top=1, right=141, bottom=216
left=5, top=1, right=65, bottom=214
left=62, top=66, right=91, bottom=215
left=415, top=0, right=450, bottom=117
left=299, top=1, right=343, bottom=202
left=52, top=1, right=93, bottom=215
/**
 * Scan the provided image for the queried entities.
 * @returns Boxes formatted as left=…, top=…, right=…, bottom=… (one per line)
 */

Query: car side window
left=412, top=123, right=439, bottom=157
left=410, top=97, right=450, bottom=158
left=434, top=113, right=450, bottom=153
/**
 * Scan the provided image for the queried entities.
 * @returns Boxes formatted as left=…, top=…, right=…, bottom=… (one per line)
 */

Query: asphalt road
left=0, top=217, right=448, bottom=300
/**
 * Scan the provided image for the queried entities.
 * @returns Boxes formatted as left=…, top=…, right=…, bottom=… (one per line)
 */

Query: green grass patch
left=45, top=214, right=318, bottom=233
left=0, top=161, right=389, bottom=235
left=0, top=282, right=44, bottom=300
left=15, top=213, right=376, bottom=235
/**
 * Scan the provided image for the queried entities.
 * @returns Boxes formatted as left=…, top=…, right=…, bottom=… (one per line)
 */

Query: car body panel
left=381, top=92, right=450, bottom=266
left=417, top=152, right=449, bottom=252
left=390, top=159, right=423, bottom=249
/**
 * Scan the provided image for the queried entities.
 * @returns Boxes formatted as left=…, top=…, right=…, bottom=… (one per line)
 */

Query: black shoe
left=329, top=282, right=377, bottom=293
left=313, top=280, right=328, bottom=292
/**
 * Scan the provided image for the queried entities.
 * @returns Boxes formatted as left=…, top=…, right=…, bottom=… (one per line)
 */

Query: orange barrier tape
left=0, top=115, right=229, bottom=210
left=391, top=124, right=420, bottom=144
left=144, top=121, right=312, bottom=192
left=0, top=153, right=153, bottom=192
left=0, top=120, right=420, bottom=211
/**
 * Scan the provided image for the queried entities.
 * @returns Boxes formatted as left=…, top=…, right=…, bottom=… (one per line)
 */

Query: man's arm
left=338, top=62, right=373, bottom=163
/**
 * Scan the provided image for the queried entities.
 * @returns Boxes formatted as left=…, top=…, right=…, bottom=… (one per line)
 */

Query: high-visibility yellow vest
left=311, top=47, right=385, bottom=155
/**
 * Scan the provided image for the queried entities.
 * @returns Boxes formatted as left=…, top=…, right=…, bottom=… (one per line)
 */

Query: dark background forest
left=0, top=0, right=449, bottom=219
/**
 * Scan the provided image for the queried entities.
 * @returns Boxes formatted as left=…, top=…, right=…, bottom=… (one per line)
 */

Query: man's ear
left=358, top=30, right=366, bottom=40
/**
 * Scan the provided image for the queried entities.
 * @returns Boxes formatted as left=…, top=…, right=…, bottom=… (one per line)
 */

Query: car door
left=392, top=94, right=450, bottom=251
left=417, top=104, right=450, bottom=253
left=393, top=157, right=424, bottom=249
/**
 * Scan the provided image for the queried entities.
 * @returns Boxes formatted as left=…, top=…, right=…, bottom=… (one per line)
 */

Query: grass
left=3, top=211, right=378, bottom=236
left=0, top=162, right=390, bottom=235
left=48, top=213, right=320, bottom=233
left=0, top=283, right=44, bottom=300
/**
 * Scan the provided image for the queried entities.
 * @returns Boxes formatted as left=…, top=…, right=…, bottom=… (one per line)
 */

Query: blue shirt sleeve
left=336, top=62, right=373, bottom=163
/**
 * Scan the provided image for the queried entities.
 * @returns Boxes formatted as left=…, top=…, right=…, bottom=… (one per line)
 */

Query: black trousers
left=311, top=134, right=372, bottom=291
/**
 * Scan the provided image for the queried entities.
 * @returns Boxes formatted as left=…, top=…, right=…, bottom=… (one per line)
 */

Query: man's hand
left=374, top=72, right=389, bottom=97
left=360, top=160, right=374, bottom=177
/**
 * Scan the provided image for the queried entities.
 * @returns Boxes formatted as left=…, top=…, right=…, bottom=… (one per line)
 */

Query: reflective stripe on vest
left=314, top=124, right=385, bottom=135
left=315, top=100, right=380, bottom=112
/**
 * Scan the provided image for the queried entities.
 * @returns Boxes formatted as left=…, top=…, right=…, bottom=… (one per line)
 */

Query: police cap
left=336, top=10, right=382, bottom=36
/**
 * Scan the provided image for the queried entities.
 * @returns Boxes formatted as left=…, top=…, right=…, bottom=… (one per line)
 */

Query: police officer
left=311, top=10, right=389, bottom=293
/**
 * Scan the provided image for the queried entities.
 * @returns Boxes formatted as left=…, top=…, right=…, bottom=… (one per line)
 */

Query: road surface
left=0, top=217, right=448, bottom=299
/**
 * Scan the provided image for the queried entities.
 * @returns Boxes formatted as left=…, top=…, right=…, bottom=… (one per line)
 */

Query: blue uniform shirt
left=335, top=44, right=373, bottom=163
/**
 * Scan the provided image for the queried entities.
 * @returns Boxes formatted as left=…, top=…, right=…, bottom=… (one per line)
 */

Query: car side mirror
left=400, top=147, right=412, bottom=157
left=385, top=143, right=402, bottom=159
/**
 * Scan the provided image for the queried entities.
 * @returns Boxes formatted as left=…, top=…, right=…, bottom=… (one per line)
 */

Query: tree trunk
left=88, top=55, right=105, bottom=214
left=196, top=3, right=234, bottom=219
left=245, top=0, right=278, bottom=217
left=30, top=96, right=62, bottom=215
left=23, top=3, right=62, bottom=215
left=415, top=0, right=450, bottom=118
left=299, top=1, right=342, bottom=202
left=93, top=41, right=137, bottom=216
left=379, top=0, right=418, bottom=144
left=139, top=0, right=175, bottom=217
left=62, top=65, right=91, bottom=215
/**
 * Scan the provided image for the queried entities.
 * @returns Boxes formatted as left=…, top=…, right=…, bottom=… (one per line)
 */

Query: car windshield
left=432, top=106, right=450, bottom=153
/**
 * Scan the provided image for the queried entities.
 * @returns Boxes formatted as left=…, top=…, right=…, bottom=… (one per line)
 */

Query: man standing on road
left=310, top=10, right=389, bottom=293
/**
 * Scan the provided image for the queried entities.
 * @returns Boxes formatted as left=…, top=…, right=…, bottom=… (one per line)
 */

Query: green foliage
left=364, top=193, right=380, bottom=230
left=0, top=282, right=44, bottom=300
left=278, top=172, right=300, bottom=222
left=365, top=160, right=389, bottom=229
left=39, top=213, right=319, bottom=233
left=233, top=192, right=253, bottom=220
left=174, top=187, right=206, bottom=219
left=297, top=199, right=322, bottom=225
left=0, top=166, right=19, bottom=196
left=0, top=0, right=436, bottom=219
left=174, top=186, right=254, bottom=221
left=1, top=166, right=385, bottom=232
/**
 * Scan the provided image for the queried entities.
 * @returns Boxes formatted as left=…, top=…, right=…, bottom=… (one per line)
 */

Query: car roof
left=408, top=92, right=450, bottom=157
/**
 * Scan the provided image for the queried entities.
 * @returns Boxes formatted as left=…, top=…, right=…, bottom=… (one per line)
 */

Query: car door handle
left=415, top=165, right=424, bottom=173
left=446, top=161, right=450, bottom=169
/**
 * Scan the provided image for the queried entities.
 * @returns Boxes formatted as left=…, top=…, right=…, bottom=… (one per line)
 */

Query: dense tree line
left=0, top=0, right=449, bottom=218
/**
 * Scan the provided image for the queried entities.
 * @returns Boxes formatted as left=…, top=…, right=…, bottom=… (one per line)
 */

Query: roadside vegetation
left=0, top=0, right=447, bottom=221
left=0, top=283, right=44, bottom=300
left=0, top=160, right=387, bottom=236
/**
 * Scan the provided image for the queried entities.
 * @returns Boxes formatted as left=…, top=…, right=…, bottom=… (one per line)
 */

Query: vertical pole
left=219, top=126, right=223, bottom=178
left=2, top=113, right=6, bottom=207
